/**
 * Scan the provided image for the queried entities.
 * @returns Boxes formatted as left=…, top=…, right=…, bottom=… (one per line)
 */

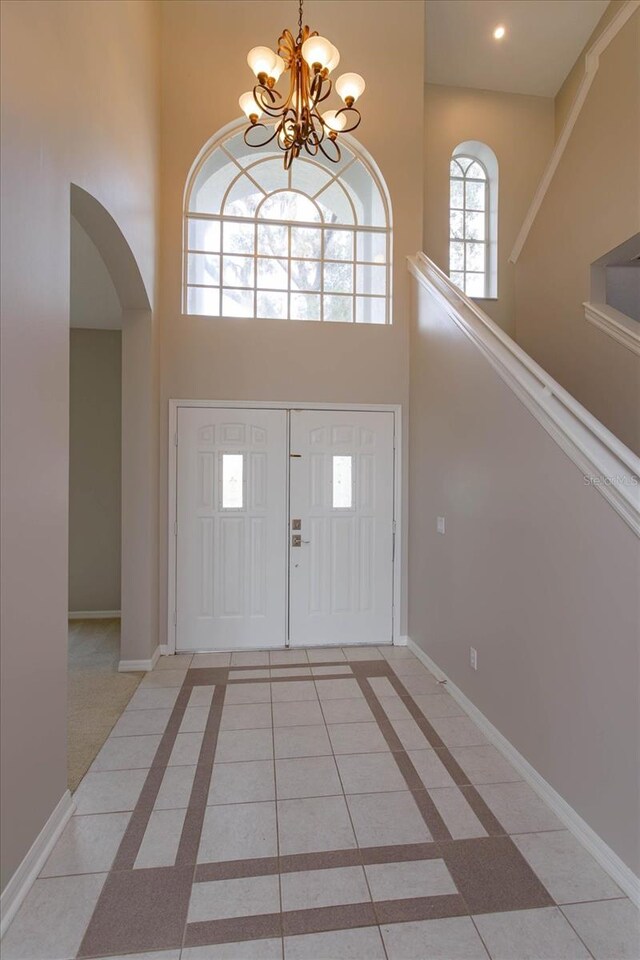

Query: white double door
left=175, top=406, right=395, bottom=651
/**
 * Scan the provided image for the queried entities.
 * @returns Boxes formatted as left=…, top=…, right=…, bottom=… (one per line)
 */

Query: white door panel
left=176, top=408, right=287, bottom=650
left=289, top=410, right=395, bottom=646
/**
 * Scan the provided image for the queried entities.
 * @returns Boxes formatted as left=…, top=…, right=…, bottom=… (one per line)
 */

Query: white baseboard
left=0, top=790, right=75, bottom=938
left=68, top=610, right=121, bottom=620
left=118, top=644, right=160, bottom=673
left=407, top=638, right=640, bottom=907
left=395, top=635, right=409, bottom=646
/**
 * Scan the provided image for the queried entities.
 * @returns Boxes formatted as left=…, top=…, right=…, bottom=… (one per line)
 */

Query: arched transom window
left=184, top=126, right=392, bottom=324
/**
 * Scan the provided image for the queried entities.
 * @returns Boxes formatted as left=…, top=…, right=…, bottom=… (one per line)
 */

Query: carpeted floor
left=67, top=618, right=143, bottom=792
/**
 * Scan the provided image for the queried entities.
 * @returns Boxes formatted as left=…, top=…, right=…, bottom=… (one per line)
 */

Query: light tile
left=378, top=646, right=416, bottom=660
left=412, top=693, right=465, bottom=719
left=272, top=699, right=324, bottom=727
left=429, top=716, right=488, bottom=748
left=139, top=669, right=187, bottom=688
left=428, top=787, right=487, bottom=839
left=111, top=708, right=173, bottom=737
left=316, top=678, right=364, bottom=700
left=134, top=808, right=186, bottom=868
left=474, top=907, right=591, bottom=959
left=305, top=647, right=347, bottom=663
left=90, top=735, right=161, bottom=772
left=271, top=680, right=318, bottom=702
left=188, top=874, right=280, bottom=922
left=183, top=942, right=282, bottom=960
left=285, top=926, right=385, bottom=960
left=220, top=702, right=272, bottom=731
left=198, top=801, right=278, bottom=862
left=381, top=916, right=489, bottom=959
left=274, top=724, right=332, bottom=759
left=561, top=899, right=640, bottom=960
left=378, top=696, right=413, bottom=721
left=125, top=687, right=180, bottom=711
left=476, top=781, right=564, bottom=833
left=231, top=651, right=271, bottom=666
left=365, top=858, right=457, bottom=901
left=270, top=649, right=309, bottom=665
left=449, top=744, right=522, bottom=784
left=407, top=749, right=455, bottom=788
left=320, top=698, right=374, bottom=725
left=179, top=706, right=210, bottom=733
left=512, top=830, right=624, bottom=904
left=40, top=813, right=130, bottom=877
left=208, top=760, right=275, bottom=804
left=0, top=873, right=107, bottom=960
left=73, top=769, right=148, bottom=815
left=397, top=676, right=446, bottom=697
left=154, top=765, right=196, bottom=810
left=216, top=728, right=274, bottom=763
left=191, top=652, right=231, bottom=668
left=93, top=952, right=181, bottom=960
left=155, top=654, right=193, bottom=670
left=168, top=731, right=204, bottom=766
left=342, top=646, right=384, bottom=661
left=337, top=752, right=407, bottom=794
left=225, top=682, right=272, bottom=705
left=188, top=684, right=216, bottom=707
left=390, top=718, right=433, bottom=751
left=281, top=865, right=370, bottom=911
left=277, top=796, right=357, bottom=854
left=271, top=667, right=312, bottom=678
left=276, top=756, right=342, bottom=800
left=367, top=677, right=399, bottom=697
left=311, top=664, right=353, bottom=676
left=328, top=721, right=390, bottom=755
left=346, top=791, right=432, bottom=847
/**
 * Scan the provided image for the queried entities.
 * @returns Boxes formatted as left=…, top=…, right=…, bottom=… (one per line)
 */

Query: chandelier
left=239, top=0, right=365, bottom=169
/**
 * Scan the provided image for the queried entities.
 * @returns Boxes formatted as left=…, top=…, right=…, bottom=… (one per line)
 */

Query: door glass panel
left=332, top=455, right=353, bottom=509
left=221, top=454, right=244, bottom=509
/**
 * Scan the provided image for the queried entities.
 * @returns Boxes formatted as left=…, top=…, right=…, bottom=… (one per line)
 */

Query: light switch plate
left=437, top=516, right=446, bottom=535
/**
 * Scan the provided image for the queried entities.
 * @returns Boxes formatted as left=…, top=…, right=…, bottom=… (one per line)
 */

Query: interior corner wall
left=69, top=329, right=122, bottom=613
left=514, top=9, right=640, bottom=455
left=423, top=83, right=555, bottom=337
left=158, top=0, right=425, bottom=648
left=0, top=0, right=159, bottom=893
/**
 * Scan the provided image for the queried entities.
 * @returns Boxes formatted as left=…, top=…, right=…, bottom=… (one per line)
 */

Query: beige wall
left=0, top=0, right=159, bottom=891
left=69, top=329, right=122, bottom=613
left=409, top=274, right=640, bottom=875
left=514, top=10, right=640, bottom=454
left=555, top=0, right=627, bottom=138
left=158, top=0, right=425, bottom=645
left=423, top=83, right=555, bottom=336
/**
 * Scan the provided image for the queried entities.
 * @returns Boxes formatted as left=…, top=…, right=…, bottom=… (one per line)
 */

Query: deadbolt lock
left=291, top=519, right=301, bottom=530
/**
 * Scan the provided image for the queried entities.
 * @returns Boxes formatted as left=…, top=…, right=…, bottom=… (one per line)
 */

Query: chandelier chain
left=297, top=0, right=304, bottom=43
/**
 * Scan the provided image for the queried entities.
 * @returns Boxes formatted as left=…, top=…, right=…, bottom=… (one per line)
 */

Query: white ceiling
left=425, top=0, right=610, bottom=97
left=70, top=216, right=122, bottom=329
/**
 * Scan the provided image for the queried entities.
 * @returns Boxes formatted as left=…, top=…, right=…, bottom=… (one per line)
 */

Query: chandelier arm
left=334, top=104, right=362, bottom=133
left=315, top=134, right=341, bottom=164
left=243, top=122, right=281, bottom=149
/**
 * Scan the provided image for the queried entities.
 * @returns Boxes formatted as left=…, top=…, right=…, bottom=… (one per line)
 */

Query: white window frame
left=449, top=155, right=490, bottom=297
left=449, top=141, right=499, bottom=300
left=183, top=121, right=393, bottom=324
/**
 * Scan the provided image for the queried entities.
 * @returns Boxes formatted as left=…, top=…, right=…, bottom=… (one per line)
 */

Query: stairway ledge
left=408, top=253, right=640, bottom=537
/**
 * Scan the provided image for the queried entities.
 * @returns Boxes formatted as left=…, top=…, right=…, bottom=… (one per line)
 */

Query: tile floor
left=2, top=646, right=639, bottom=960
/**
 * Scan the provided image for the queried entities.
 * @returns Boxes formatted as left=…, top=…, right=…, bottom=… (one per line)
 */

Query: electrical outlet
left=437, top=516, right=446, bottom=535
left=470, top=647, right=478, bottom=670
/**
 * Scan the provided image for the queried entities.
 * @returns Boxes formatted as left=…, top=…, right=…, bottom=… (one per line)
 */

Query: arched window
left=184, top=124, right=392, bottom=324
left=449, top=141, right=498, bottom=298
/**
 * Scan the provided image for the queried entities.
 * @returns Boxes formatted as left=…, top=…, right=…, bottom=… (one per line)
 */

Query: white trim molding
left=68, top=610, right=121, bottom=620
left=118, top=645, right=160, bottom=673
left=509, top=0, right=640, bottom=263
left=406, top=638, right=640, bottom=907
left=584, top=301, right=640, bottom=356
left=409, top=254, right=640, bottom=537
left=0, top=791, right=75, bottom=938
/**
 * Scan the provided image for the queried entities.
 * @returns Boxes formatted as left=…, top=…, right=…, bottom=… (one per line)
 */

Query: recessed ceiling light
left=493, top=25, right=506, bottom=40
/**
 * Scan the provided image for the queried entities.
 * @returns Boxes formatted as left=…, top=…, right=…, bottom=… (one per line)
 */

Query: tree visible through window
left=184, top=127, right=392, bottom=323
left=449, top=155, right=490, bottom=298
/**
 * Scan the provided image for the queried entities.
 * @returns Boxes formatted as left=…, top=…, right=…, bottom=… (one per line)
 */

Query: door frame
left=167, top=399, right=402, bottom=654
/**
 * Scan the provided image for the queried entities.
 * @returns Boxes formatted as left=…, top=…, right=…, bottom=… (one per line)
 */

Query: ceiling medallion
left=239, top=0, right=365, bottom=169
